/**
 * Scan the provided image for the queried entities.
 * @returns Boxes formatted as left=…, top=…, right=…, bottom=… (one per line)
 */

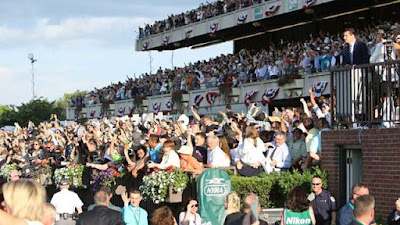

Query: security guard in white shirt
left=50, top=178, right=84, bottom=225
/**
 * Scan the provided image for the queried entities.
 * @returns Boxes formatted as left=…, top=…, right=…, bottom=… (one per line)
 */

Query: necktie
left=350, top=44, right=354, bottom=65
left=270, top=147, right=277, bottom=160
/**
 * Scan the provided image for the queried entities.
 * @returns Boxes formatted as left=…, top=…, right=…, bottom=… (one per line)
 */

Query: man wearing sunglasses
left=309, top=175, right=338, bottom=225
left=337, top=184, right=371, bottom=225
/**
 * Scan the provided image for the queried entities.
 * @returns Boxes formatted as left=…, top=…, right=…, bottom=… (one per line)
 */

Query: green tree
left=54, top=90, right=86, bottom=119
left=0, top=105, right=12, bottom=118
left=0, top=105, right=17, bottom=126
left=0, top=98, right=64, bottom=127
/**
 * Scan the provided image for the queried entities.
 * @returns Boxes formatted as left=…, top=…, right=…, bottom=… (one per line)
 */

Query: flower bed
left=139, top=167, right=189, bottom=204
left=90, top=167, right=125, bottom=192
left=0, top=163, right=19, bottom=181
left=53, top=164, right=85, bottom=188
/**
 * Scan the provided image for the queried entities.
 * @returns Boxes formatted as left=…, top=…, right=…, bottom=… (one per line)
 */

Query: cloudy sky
left=0, top=0, right=233, bottom=105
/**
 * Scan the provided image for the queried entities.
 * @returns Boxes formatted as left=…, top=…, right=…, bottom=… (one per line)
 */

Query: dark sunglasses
left=191, top=204, right=198, bottom=208
left=312, top=183, right=321, bottom=186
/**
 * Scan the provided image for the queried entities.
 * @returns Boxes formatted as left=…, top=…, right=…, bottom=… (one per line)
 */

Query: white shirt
left=207, top=146, right=230, bottom=168
left=179, top=212, right=202, bottom=225
left=158, top=150, right=180, bottom=169
left=265, top=141, right=292, bottom=171
left=50, top=189, right=84, bottom=214
left=240, top=138, right=266, bottom=165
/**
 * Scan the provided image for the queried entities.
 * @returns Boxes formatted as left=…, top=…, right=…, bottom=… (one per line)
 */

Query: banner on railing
left=265, top=3, right=280, bottom=16
left=262, top=88, right=280, bottom=105
left=244, top=90, right=258, bottom=106
left=312, top=81, right=328, bottom=99
left=164, top=98, right=173, bottom=113
left=193, top=94, right=204, bottom=109
left=237, top=14, right=248, bottom=25
left=206, top=92, right=219, bottom=105
left=153, top=102, right=161, bottom=114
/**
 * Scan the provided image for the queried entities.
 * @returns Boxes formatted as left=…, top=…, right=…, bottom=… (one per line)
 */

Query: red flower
left=166, top=166, right=175, bottom=170
left=113, top=172, right=120, bottom=177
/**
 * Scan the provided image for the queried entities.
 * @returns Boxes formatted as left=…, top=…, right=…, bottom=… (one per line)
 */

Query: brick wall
left=321, top=128, right=400, bottom=218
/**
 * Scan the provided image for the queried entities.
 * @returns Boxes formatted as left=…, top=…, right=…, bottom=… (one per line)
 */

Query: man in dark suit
left=387, top=198, right=400, bottom=225
left=342, top=28, right=370, bottom=65
left=76, top=190, right=124, bottom=225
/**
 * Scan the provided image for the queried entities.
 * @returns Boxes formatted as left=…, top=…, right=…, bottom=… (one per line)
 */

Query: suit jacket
left=387, top=209, right=400, bottom=225
left=76, top=205, right=124, bottom=225
left=342, top=40, right=370, bottom=65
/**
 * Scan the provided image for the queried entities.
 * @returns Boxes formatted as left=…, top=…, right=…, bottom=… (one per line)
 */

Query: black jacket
left=76, top=205, right=124, bottom=225
left=342, top=40, right=369, bottom=65
left=387, top=209, right=400, bottom=225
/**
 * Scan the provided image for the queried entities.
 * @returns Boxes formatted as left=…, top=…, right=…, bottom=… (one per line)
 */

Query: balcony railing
left=330, top=60, right=400, bottom=129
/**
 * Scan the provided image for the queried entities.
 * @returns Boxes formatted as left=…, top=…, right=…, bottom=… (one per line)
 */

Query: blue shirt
left=338, top=201, right=354, bottom=225
left=311, top=190, right=337, bottom=225
left=338, top=201, right=375, bottom=225
left=122, top=205, right=148, bottom=225
left=147, top=143, right=162, bottom=163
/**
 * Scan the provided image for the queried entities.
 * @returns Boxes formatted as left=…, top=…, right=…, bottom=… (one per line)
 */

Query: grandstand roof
left=135, top=0, right=400, bottom=52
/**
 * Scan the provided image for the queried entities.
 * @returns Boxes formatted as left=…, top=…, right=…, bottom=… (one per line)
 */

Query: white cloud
left=0, top=16, right=152, bottom=48
left=0, top=26, right=25, bottom=41
left=37, top=17, right=149, bottom=40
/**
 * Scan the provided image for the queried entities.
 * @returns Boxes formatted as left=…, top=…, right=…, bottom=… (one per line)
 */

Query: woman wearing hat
left=178, top=145, right=203, bottom=175
left=179, top=128, right=204, bottom=175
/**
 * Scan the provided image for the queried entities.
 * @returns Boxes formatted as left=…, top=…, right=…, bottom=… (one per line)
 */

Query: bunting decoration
left=153, top=102, right=161, bottom=114
left=117, top=106, right=125, bottom=116
left=312, top=81, right=328, bottom=99
left=237, top=15, right=248, bottom=25
left=142, top=42, right=149, bottom=51
left=193, top=94, right=204, bottom=109
left=304, top=0, right=316, bottom=9
left=185, top=29, right=193, bottom=39
left=128, top=105, right=135, bottom=115
left=99, top=108, right=104, bottom=118
left=265, top=4, right=280, bottom=16
left=206, top=92, right=219, bottom=105
left=210, top=23, right=218, bottom=35
left=244, top=90, right=258, bottom=107
left=162, top=36, right=170, bottom=46
left=90, top=110, right=96, bottom=118
left=262, top=88, right=280, bottom=106
left=164, top=99, right=174, bottom=113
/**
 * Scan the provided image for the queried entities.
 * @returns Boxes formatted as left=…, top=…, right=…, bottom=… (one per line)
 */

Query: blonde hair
left=225, top=192, right=241, bottom=214
left=2, top=180, right=46, bottom=221
left=245, top=126, right=259, bottom=147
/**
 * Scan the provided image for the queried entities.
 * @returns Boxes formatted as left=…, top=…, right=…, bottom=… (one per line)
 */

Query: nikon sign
left=197, top=169, right=232, bottom=225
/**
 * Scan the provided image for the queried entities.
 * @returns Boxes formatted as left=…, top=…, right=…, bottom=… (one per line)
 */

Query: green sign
left=197, top=168, right=232, bottom=225
left=288, top=0, right=298, bottom=11
left=254, top=6, right=263, bottom=20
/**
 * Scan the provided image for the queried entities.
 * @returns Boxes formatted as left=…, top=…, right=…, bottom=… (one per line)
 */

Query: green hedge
left=230, top=167, right=328, bottom=208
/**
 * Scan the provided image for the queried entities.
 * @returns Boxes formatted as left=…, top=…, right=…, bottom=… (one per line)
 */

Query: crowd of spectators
left=1, top=98, right=397, bottom=225
left=138, top=0, right=265, bottom=39
left=70, top=22, right=398, bottom=107
left=2, top=85, right=331, bottom=184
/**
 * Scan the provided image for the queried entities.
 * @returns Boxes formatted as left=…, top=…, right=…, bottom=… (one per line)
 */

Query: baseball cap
left=59, top=178, right=69, bottom=186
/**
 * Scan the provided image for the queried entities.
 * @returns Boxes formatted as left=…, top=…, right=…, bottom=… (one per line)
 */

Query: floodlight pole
left=28, top=53, right=37, bottom=99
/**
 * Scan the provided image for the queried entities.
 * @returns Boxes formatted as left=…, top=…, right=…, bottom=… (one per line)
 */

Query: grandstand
left=66, top=0, right=400, bottom=218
